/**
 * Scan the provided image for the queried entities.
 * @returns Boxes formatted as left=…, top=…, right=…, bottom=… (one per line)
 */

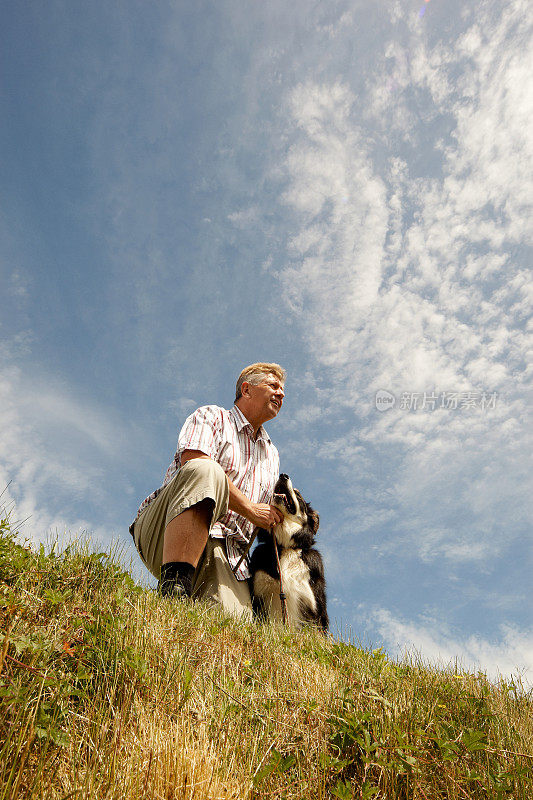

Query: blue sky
left=1, top=0, right=531, bottom=684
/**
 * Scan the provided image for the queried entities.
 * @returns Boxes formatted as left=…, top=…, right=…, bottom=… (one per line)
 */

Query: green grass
left=0, top=514, right=531, bottom=799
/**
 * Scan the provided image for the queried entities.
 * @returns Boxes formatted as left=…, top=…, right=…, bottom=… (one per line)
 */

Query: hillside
left=0, top=516, right=531, bottom=799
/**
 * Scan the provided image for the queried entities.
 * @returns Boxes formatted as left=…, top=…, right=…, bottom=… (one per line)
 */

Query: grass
left=0, top=514, right=531, bottom=799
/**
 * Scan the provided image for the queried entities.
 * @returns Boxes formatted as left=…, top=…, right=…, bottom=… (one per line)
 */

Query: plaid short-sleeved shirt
left=130, top=404, right=280, bottom=579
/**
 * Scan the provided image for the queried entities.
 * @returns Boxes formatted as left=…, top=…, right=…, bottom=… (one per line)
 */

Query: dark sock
left=159, top=561, right=195, bottom=598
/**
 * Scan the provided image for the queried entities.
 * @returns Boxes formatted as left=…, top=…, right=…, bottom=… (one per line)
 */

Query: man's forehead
left=243, top=372, right=284, bottom=388
left=262, top=373, right=284, bottom=386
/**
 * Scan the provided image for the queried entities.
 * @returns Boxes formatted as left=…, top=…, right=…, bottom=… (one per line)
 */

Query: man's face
left=243, top=373, right=285, bottom=423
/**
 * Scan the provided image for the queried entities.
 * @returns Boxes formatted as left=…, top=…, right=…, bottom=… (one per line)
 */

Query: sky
left=1, top=0, right=532, bottom=686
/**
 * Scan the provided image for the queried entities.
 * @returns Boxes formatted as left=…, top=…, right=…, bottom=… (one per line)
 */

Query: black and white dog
left=249, top=474, right=328, bottom=631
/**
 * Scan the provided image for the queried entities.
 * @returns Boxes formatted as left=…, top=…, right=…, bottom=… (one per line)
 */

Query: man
left=130, top=362, right=286, bottom=618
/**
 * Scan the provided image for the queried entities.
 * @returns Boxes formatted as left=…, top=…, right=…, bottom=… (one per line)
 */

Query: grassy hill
left=0, top=516, right=531, bottom=799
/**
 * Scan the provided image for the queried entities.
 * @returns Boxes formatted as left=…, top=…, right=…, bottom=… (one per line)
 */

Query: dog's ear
left=307, top=506, right=320, bottom=534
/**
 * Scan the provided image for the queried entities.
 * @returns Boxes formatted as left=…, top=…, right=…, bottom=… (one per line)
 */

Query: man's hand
left=180, top=450, right=285, bottom=529
left=227, top=479, right=284, bottom=529
left=246, top=502, right=284, bottom=530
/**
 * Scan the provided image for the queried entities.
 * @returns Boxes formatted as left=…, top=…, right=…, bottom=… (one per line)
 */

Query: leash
left=271, top=528, right=288, bottom=625
left=233, top=527, right=260, bottom=573
left=232, top=520, right=288, bottom=626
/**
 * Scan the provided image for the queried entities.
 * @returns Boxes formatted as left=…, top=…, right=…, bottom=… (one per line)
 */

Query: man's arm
left=180, top=449, right=283, bottom=528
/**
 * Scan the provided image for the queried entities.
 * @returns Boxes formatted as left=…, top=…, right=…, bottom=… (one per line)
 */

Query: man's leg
left=159, top=498, right=214, bottom=598
left=134, top=458, right=229, bottom=593
left=162, top=499, right=213, bottom=564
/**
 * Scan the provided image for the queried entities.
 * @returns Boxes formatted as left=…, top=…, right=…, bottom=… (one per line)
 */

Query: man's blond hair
left=235, top=362, right=286, bottom=402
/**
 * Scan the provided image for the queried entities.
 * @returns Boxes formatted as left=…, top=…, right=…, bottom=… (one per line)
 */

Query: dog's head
left=270, top=473, right=319, bottom=549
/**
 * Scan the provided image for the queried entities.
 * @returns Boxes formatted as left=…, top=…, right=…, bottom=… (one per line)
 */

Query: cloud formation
left=274, top=0, right=532, bottom=568
left=0, top=355, right=137, bottom=546
left=373, top=607, right=533, bottom=687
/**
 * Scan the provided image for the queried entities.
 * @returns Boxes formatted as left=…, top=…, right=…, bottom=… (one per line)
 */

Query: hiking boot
left=157, top=579, right=190, bottom=599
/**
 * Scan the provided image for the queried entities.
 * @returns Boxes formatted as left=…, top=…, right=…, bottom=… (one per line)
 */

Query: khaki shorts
left=192, top=538, right=253, bottom=619
left=133, top=458, right=252, bottom=619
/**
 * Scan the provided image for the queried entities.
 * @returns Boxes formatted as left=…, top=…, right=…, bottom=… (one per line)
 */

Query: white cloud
left=273, top=0, right=532, bottom=563
left=0, top=357, right=138, bottom=545
left=227, top=207, right=261, bottom=228
left=164, top=396, right=199, bottom=421
left=280, top=81, right=388, bottom=351
left=373, top=607, right=533, bottom=687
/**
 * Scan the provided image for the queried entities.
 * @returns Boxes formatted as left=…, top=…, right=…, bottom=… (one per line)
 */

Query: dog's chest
left=254, top=548, right=316, bottom=627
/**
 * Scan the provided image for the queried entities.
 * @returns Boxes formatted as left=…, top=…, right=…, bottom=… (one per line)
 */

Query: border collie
left=249, top=474, right=328, bottom=631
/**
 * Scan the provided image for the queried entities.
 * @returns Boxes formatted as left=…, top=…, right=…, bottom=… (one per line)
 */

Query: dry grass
left=0, top=517, right=531, bottom=799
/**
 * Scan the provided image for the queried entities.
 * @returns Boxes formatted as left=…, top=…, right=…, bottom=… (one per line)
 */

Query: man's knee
left=167, top=457, right=228, bottom=529
left=180, top=456, right=226, bottom=483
